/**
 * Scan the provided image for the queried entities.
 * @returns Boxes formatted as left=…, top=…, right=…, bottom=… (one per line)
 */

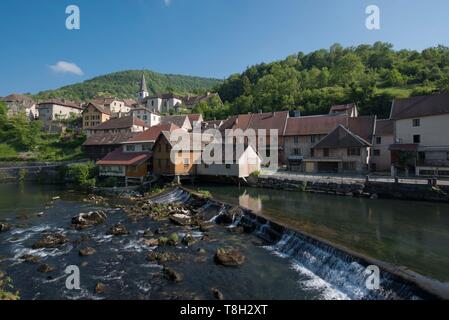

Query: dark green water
left=196, top=184, right=449, bottom=283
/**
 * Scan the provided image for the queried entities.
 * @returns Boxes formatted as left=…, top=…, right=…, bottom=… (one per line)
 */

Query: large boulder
left=71, top=211, right=107, bottom=230
left=32, top=233, right=69, bottom=249
left=163, top=267, right=183, bottom=282
left=214, top=248, right=245, bottom=267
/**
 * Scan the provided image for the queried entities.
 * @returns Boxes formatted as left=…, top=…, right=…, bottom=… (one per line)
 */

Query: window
left=311, top=149, right=315, bottom=157
left=142, top=144, right=152, bottom=151
left=225, top=164, right=231, bottom=169
left=413, top=119, right=421, bottom=127
left=348, top=148, right=361, bottom=156
left=183, top=158, right=189, bottom=169
left=293, top=148, right=301, bottom=156
left=343, top=162, right=356, bottom=171
left=126, top=145, right=135, bottom=152
left=310, top=135, right=316, bottom=143
left=373, top=149, right=381, bottom=157
left=413, top=135, right=421, bottom=144
left=293, top=136, right=299, bottom=144
left=376, top=137, right=382, bottom=145
left=323, top=148, right=329, bottom=157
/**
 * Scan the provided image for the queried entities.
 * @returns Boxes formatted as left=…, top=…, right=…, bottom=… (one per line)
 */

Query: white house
left=130, top=106, right=161, bottom=127
left=2, top=94, right=37, bottom=120
left=197, top=145, right=262, bottom=178
left=390, top=94, right=449, bottom=177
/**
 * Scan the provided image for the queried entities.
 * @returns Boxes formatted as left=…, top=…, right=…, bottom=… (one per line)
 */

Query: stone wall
left=0, top=164, right=65, bottom=184
left=247, top=176, right=449, bottom=202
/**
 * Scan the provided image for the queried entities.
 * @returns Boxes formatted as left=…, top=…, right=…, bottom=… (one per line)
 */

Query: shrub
left=66, top=162, right=97, bottom=188
left=250, top=170, right=261, bottom=178
left=0, top=271, right=19, bottom=300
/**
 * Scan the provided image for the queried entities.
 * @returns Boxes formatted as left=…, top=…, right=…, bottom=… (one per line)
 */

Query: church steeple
left=138, top=73, right=149, bottom=100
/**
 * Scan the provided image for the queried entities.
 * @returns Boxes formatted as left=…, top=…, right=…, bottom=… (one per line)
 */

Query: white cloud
left=164, top=0, right=172, bottom=6
left=50, top=61, right=84, bottom=76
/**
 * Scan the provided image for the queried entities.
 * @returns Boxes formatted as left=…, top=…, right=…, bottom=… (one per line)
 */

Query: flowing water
left=1, top=183, right=448, bottom=300
left=195, top=184, right=449, bottom=284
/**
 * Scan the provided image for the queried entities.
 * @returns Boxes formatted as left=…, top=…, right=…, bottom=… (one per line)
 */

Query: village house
left=85, top=115, right=148, bottom=136
left=82, top=102, right=112, bottom=131
left=96, top=123, right=181, bottom=184
left=370, top=119, right=394, bottom=172
left=96, top=147, right=152, bottom=186
left=36, top=99, right=83, bottom=126
left=82, top=132, right=136, bottom=161
left=161, top=115, right=193, bottom=131
left=231, top=111, right=290, bottom=165
left=390, top=94, right=449, bottom=177
left=129, top=106, right=161, bottom=127
left=187, top=114, right=204, bottom=129
left=306, top=124, right=373, bottom=174
left=196, top=144, right=262, bottom=178
left=2, top=93, right=37, bottom=120
left=283, top=107, right=376, bottom=174
left=152, top=131, right=203, bottom=177
left=144, top=93, right=184, bottom=113
left=91, top=97, right=130, bottom=116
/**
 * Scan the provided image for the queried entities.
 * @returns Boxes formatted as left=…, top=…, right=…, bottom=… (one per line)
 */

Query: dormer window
left=413, top=119, right=421, bottom=127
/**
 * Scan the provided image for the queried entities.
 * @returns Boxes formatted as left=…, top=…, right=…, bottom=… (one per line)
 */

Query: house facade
left=82, top=132, right=136, bottom=161
left=82, top=103, right=112, bottom=130
left=370, top=119, right=394, bottom=172
left=85, top=116, right=148, bottom=136
left=144, top=93, right=183, bottom=113
left=304, top=125, right=372, bottom=174
left=390, top=94, right=449, bottom=177
left=91, top=98, right=130, bottom=115
left=37, top=99, right=83, bottom=125
left=161, top=115, right=192, bottom=131
left=129, top=107, right=161, bottom=127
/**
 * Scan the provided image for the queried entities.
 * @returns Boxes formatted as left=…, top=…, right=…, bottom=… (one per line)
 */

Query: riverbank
left=247, top=174, right=449, bottom=202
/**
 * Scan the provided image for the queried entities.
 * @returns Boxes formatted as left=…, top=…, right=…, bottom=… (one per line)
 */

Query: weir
left=151, top=187, right=449, bottom=300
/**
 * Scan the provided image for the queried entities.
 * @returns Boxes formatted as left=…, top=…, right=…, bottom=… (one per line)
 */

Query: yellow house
left=82, top=103, right=112, bottom=131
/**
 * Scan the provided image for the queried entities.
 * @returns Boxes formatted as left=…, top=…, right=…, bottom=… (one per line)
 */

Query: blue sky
left=1, top=0, right=449, bottom=96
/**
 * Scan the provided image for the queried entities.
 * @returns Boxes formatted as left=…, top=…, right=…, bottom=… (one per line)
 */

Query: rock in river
left=72, top=211, right=107, bottom=230
left=21, top=254, right=40, bottom=264
left=169, top=214, right=191, bottom=226
left=212, top=288, right=225, bottom=300
left=32, top=233, right=69, bottom=249
left=0, top=222, right=12, bottom=233
left=163, top=267, right=183, bottom=282
left=79, top=247, right=96, bottom=257
left=106, top=223, right=129, bottom=236
left=95, top=283, right=107, bottom=294
left=214, top=248, right=245, bottom=267
left=37, top=263, right=54, bottom=273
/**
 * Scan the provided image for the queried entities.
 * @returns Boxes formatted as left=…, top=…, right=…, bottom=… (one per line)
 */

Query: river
left=1, top=183, right=448, bottom=300
left=196, top=184, right=449, bottom=283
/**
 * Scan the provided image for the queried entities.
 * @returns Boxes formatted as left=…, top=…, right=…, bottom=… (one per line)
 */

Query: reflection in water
left=200, top=184, right=449, bottom=282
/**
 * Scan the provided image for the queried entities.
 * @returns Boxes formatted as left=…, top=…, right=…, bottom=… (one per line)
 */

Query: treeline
left=33, top=70, right=222, bottom=102
left=210, top=42, right=449, bottom=120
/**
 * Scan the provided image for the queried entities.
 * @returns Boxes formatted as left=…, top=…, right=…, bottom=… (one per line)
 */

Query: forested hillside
left=33, top=70, right=222, bottom=102
left=214, top=42, right=449, bottom=119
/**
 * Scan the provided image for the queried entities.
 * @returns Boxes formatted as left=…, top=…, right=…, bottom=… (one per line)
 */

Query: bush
left=66, top=162, right=97, bottom=188
left=250, top=170, right=261, bottom=178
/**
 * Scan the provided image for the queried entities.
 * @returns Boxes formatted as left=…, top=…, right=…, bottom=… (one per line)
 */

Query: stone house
left=36, top=99, right=83, bottom=126
left=82, top=132, right=136, bottom=161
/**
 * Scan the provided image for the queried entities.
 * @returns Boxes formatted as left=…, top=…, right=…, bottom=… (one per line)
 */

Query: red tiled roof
left=91, top=116, right=148, bottom=130
left=37, top=99, right=82, bottom=110
left=97, top=148, right=152, bottom=166
left=233, top=111, right=289, bottom=133
left=82, top=132, right=136, bottom=146
left=83, top=102, right=112, bottom=115
left=347, top=116, right=376, bottom=143
left=391, top=93, right=449, bottom=120
left=285, top=115, right=348, bottom=136
left=126, top=123, right=180, bottom=143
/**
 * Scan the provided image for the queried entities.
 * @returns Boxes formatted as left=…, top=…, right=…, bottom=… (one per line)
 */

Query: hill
left=33, top=70, right=223, bottom=102
left=213, top=42, right=449, bottom=119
